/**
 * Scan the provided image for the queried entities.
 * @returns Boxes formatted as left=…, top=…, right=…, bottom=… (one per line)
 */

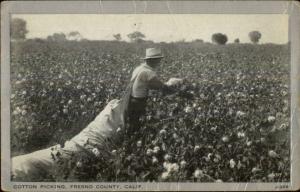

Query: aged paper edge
left=1, top=1, right=299, bottom=191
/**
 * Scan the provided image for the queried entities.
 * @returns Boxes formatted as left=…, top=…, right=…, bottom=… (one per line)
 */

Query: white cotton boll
left=152, top=157, right=158, bottom=164
left=268, top=150, right=278, bottom=158
left=161, top=172, right=170, bottom=180
left=15, top=80, right=22, bottom=85
left=153, top=146, right=160, bottom=154
left=210, top=126, right=217, bottom=132
left=229, top=159, right=236, bottom=169
left=193, top=169, right=204, bottom=178
left=267, top=116, right=276, bottom=123
left=236, top=111, right=246, bottom=117
left=93, top=102, right=98, bottom=107
left=194, top=118, right=201, bottom=124
left=222, top=136, right=229, bottom=143
left=260, top=137, right=266, bottom=143
left=164, top=154, right=171, bottom=161
left=246, top=141, right=252, bottom=146
left=213, top=154, right=221, bottom=163
left=281, top=90, right=287, bottom=96
left=16, top=107, right=22, bottom=113
left=63, top=108, right=68, bottom=114
left=228, top=108, right=234, bottom=115
left=173, top=133, right=178, bottom=139
left=278, top=123, right=288, bottom=131
left=111, top=150, right=117, bottom=156
left=215, top=154, right=221, bottom=160
left=92, top=148, right=100, bottom=157
left=116, top=127, right=122, bottom=133
left=180, top=160, right=187, bottom=168
left=207, top=153, right=213, bottom=160
left=13, top=110, right=19, bottom=115
left=213, top=109, right=219, bottom=114
left=163, top=162, right=171, bottom=171
left=251, top=167, right=261, bottom=173
left=268, top=173, right=275, bottom=180
left=146, top=115, right=152, bottom=121
left=163, top=162, right=178, bottom=173
left=237, top=132, right=246, bottom=138
left=21, top=110, right=27, bottom=116
left=226, top=93, right=231, bottom=98
left=184, top=106, right=193, bottom=113
left=237, top=161, right=242, bottom=169
left=146, top=149, right=153, bottom=156
left=170, top=163, right=179, bottom=173
left=159, top=129, right=167, bottom=135
left=137, top=140, right=142, bottom=147
left=76, top=161, right=83, bottom=168
left=193, top=103, right=197, bottom=108
left=194, top=145, right=201, bottom=152
left=215, top=179, right=223, bottom=183
left=66, top=80, right=71, bottom=86
left=80, top=95, right=86, bottom=100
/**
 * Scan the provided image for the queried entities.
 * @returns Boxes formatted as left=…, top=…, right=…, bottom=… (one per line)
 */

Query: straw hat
left=143, top=48, right=164, bottom=59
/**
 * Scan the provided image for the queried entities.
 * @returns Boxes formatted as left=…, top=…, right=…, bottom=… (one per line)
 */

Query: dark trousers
left=127, top=96, right=147, bottom=134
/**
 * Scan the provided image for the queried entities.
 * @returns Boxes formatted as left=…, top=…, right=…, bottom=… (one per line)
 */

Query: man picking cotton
left=127, top=48, right=183, bottom=133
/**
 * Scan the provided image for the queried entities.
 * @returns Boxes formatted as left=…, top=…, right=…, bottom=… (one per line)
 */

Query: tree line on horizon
left=11, top=17, right=264, bottom=44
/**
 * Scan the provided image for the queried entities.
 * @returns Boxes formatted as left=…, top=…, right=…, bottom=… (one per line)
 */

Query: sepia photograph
left=1, top=1, right=300, bottom=191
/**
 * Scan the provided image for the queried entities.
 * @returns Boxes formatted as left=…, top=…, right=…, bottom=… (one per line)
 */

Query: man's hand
left=165, top=78, right=184, bottom=86
left=148, top=76, right=186, bottom=96
left=149, top=77, right=184, bottom=90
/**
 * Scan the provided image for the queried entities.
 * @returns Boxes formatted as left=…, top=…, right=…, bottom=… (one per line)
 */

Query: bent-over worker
left=127, top=48, right=183, bottom=133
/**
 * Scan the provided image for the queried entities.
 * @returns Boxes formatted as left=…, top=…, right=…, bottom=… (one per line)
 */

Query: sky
left=12, top=14, right=288, bottom=44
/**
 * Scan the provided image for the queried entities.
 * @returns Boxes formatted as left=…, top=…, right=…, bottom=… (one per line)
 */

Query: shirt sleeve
left=140, top=70, right=157, bottom=82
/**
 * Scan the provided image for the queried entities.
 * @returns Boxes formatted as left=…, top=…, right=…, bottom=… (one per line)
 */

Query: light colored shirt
left=131, top=63, right=157, bottom=98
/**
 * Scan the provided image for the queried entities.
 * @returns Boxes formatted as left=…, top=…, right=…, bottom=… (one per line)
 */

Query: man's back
left=131, top=63, right=157, bottom=98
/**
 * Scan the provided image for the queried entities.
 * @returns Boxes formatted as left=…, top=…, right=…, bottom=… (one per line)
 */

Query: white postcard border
left=1, top=1, right=299, bottom=191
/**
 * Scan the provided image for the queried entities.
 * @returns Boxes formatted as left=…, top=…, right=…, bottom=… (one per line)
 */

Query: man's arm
left=148, top=76, right=175, bottom=95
